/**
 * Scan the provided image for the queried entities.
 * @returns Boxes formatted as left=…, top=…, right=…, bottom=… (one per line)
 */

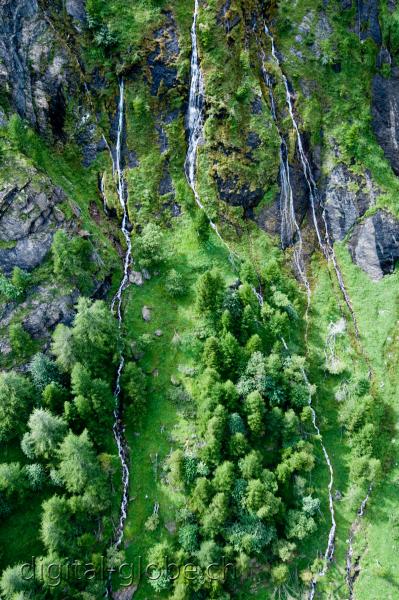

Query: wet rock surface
left=372, top=71, right=399, bottom=176
left=349, top=210, right=399, bottom=279
left=147, top=12, right=180, bottom=96
left=324, top=164, right=379, bottom=241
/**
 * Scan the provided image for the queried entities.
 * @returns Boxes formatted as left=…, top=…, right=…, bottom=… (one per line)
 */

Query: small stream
left=185, top=0, right=238, bottom=264
left=104, top=80, right=132, bottom=596
left=346, top=487, right=372, bottom=599
left=263, top=25, right=359, bottom=338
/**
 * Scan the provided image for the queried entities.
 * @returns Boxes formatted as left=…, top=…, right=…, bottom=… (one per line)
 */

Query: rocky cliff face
left=349, top=210, right=399, bottom=280
left=372, top=70, right=399, bottom=176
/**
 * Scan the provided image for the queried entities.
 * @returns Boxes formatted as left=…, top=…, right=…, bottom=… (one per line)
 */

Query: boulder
left=142, top=306, right=152, bottom=322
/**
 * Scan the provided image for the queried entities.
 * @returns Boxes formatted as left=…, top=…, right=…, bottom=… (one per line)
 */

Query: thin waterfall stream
left=103, top=80, right=132, bottom=595
left=263, top=24, right=359, bottom=338
left=259, top=42, right=311, bottom=323
left=346, top=486, right=372, bottom=599
left=185, top=0, right=238, bottom=265
left=261, top=24, right=338, bottom=596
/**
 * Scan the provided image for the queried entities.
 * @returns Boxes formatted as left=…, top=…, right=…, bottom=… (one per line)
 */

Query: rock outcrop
left=324, top=164, right=379, bottom=241
left=349, top=210, right=399, bottom=280
left=372, top=71, right=399, bottom=176
left=0, top=178, right=67, bottom=273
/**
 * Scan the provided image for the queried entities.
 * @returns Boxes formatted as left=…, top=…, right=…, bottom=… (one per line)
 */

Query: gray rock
left=0, top=0, right=86, bottom=139
left=66, top=0, right=86, bottom=24
left=349, top=210, right=399, bottom=279
left=142, top=306, right=152, bottom=321
left=357, top=0, right=382, bottom=44
left=324, top=165, right=379, bottom=241
left=130, top=271, right=144, bottom=286
left=147, top=13, right=180, bottom=96
left=372, top=72, right=399, bottom=175
left=22, top=288, right=78, bottom=337
left=159, top=168, right=174, bottom=196
left=0, top=180, right=66, bottom=273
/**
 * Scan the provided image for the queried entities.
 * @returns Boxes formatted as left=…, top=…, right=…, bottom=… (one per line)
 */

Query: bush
left=9, top=323, right=34, bottom=358
left=132, top=223, right=166, bottom=269
left=29, top=353, right=61, bottom=391
left=165, top=269, right=186, bottom=297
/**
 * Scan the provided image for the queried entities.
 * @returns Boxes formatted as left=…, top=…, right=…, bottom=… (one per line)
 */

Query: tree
left=202, top=337, right=221, bottom=371
left=201, top=492, right=228, bottom=536
left=244, top=391, right=265, bottom=436
left=220, top=332, right=241, bottom=379
left=178, top=524, right=199, bottom=553
left=52, top=230, right=95, bottom=294
left=196, top=270, right=225, bottom=321
left=9, top=322, right=34, bottom=358
left=58, top=430, right=102, bottom=494
left=11, top=267, right=31, bottom=296
left=41, top=495, right=77, bottom=554
left=0, top=463, right=26, bottom=500
left=42, top=382, right=69, bottom=412
left=165, top=269, right=186, bottom=297
left=245, top=479, right=281, bottom=520
left=239, top=451, right=263, bottom=480
left=121, top=362, right=147, bottom=424
left=25, top=464, right=46, bottom=490
left=133, top=223, right=165, bottom=268
left=52, top=299, right=119, bottom=377
left=0, top=564, right=34, bottom=599
left=285, top=509, right=317, bottom=541
left=21, top=409, right=67, bottom=460
left=0, top=372, right=35, bottom=442
left=29, top=353, right=61, bottom=391
left=213, top=461, right=235, bottom=493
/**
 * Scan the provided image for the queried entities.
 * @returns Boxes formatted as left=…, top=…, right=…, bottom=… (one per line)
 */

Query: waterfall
left=263, top=25, right=359, bottom=337
left=185, top=0, right=237, bottom=263
left=103, top=81, right=131, bottom=599
left=346, top=486, right=372, bottom=599
left=259, top=47, right=311, bottom=316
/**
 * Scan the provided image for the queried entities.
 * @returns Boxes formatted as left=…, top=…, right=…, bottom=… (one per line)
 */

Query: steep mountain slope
left=0, top=1, right=398, bottom=599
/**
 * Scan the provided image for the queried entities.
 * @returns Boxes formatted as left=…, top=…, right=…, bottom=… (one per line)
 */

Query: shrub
left=165, top=269, right=186, bottom=297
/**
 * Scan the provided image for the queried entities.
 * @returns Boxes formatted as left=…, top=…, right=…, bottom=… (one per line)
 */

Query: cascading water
left=259, top=46, right=311, bottom=317
left=104, top=81, right=131, bottom=597
left=346, top=486, right=372, bottom=599
left=185, top=0, right=237, bottom=263
left=263, top=25, right=359, bottom=338
left=280, top=338, right=336, bottom=600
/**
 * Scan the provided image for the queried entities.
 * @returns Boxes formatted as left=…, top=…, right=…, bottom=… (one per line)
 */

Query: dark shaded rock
left=147, top=12, right=179, bottom=96
left=0, top=180, right=66, bottom=273
left=156, top=124, right=168, bottom=153
left=251, top=96, right=263, bottom=115
left=23, top=287, right=79, bottom=338
left=66, top=0, right=86, bottom=25
left=247, top=132, right=261, bottom=150
left=159, top=168, right=174, bottom=196
left=357, top=0, right=382, bottom=44
left=215, top=173, right=264, bottom=218
left=256, top=161, right=309, bottom=238
left=0, top=0, right=87, bottom=139
left=372, top=72, right=399, bottom=175
left=164, top=108, right=180, bottom=123
left=324, top=165, right=379, bottom=241
left=127, top=150, right=139, bottom=168
left=217, top=0, right=241, bottom=33
left=349, top=210, right=399, bottom=279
